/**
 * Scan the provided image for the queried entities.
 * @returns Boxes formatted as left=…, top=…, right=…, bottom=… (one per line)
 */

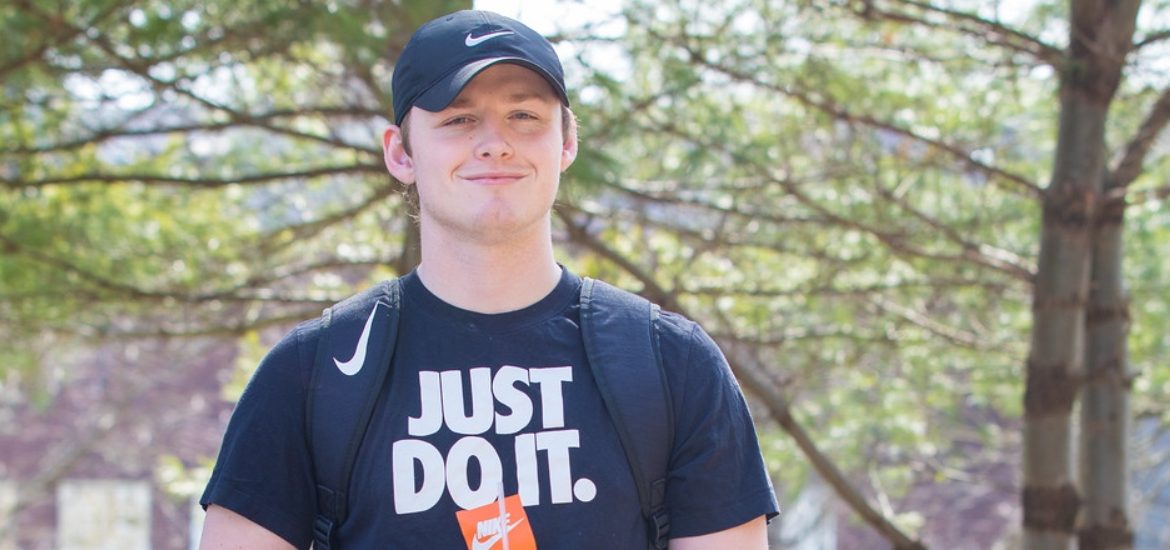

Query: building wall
left=0, top=336, right=238, bottom=549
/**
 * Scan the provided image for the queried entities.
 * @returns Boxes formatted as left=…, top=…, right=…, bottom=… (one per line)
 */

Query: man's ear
left=383, top=125, right=415, bottom=184
left=561, top=111, right=579, bottom=173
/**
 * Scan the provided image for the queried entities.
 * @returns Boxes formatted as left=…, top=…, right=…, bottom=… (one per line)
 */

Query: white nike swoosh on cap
left=465, top=30, right=515, bottom=47
left=471, top=517, right=525, bottom=550
left=333, top=304, right=379, bottom=376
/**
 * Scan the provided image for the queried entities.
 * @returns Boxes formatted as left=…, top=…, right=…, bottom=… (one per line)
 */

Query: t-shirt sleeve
left=200, top=320, right=319, bottom=549
left=660, top=314, right=780, bottom=537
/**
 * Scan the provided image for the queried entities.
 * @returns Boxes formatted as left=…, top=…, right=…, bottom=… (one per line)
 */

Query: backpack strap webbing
left=579, top=277, right=674, bottom=550
left=307, top=279, right=401, bottom=550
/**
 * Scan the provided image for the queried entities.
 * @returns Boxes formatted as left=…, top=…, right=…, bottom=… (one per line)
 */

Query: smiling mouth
left=463, top=173, right=525, bottom=185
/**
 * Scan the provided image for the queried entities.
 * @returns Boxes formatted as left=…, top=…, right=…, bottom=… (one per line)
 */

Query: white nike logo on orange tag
left=472, top=517, right=525, bottom=550
left=333, top=304, right=379, bottom=376
left=456, top=494, right=535, bottom=550
left=465, top=30, right=515, bottom=47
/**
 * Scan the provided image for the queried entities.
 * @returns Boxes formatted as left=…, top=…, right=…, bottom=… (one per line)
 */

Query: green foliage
left=557, top=0, right=1169, bottom=532
left=1129, top=197, right=1170, bottom=419
left=0, top=0, right=470, bottom=387
left=155, top=454, right=213, bottom=502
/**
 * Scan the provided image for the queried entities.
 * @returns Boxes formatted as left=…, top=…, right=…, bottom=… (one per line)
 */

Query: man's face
left=383, top=63, right=577, bottom=246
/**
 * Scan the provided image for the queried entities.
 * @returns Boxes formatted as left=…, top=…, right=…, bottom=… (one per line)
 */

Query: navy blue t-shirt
left=201, top=269, right=779, bottom=548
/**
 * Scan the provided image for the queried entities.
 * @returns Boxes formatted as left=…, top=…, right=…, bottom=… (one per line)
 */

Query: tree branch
left=872, top=182, right=1034, bottom=280
left=557, top=213, right=928, bottom=549
left=0, top=225, right=395, bottom=309
left=718, top=336, right=927, bottom=550
left=1, top=0, right=128, bottom=80
left=20, top=1, right=386, bottom=160
left=709, top=326, right=902, bottom=347
left=685, top=277, right=1018, bottom=300
left=877, top=0, right=1063, bottom=66
left=868, top=295, right=982, bottom=348
left=587, top=170, right=1032, bottom=287
left=0, top=232, right=170, bottom=301
left=5, top=164, right=384, bottom=188
left=99, top=310, right=324, bottom=340
left=1126, top=182, right=1170, bottom=206
left=1109, top=85, right=1170, bottom=191
left=555, top=207, right=679, bottom=309
left=662, top=35, right=1042, bottom=198
left=252, top=179, right=402, bottom=256
left=643, top=117, right=1037, bottom=282
left=0, top=107, right=385, bottom=156
left=1134, top=29, right=1170, bottom=50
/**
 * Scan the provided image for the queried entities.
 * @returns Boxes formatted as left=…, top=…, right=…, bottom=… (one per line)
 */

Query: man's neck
left=414, top=229, right=562, bottom=314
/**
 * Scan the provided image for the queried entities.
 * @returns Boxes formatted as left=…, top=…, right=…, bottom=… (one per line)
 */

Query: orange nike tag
left=456, top=494, right=537, bottom=550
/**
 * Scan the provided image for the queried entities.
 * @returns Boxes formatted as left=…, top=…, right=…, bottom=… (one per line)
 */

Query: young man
left=200, top=10, right=779, bottom=549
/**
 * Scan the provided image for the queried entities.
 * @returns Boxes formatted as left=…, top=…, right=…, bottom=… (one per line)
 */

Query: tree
left=1042, top=2, right=1162, bottom=548
left=0, top=0, right=464, bottom=543
left=0, top=0, right=477, bottom=367
left=556, top=0, right=1170, bottom=547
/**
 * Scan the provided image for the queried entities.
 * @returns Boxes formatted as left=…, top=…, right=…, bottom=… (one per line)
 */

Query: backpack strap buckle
left=648, top=507, right=670, bottom=550
left=312, top=514, right=335, bottom=550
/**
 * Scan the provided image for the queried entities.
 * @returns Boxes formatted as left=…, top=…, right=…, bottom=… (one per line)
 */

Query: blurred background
left=1, top=0, right=1168, bottom=548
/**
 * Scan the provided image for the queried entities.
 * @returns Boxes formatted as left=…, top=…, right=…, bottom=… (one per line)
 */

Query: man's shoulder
left=267, top=280, right=390, bottom=366
left=575, top=275, right=704, bottom=344
left=329, top=279, right=402, bottom=315
left=251, top=315, right=325, bottom=380
left=305, top=278, right=403, bottom=333
left=657, top=309, right=701, bottom=339
left=655, top=309, right=725, bottom=374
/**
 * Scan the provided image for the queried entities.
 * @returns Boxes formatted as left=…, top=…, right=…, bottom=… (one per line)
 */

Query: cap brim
left=412, top=57, right=570, bottom=114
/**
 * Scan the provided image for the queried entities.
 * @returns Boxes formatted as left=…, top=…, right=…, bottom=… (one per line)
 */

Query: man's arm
left=199, top=505, right=296, bottom=550
left=669, top=515, right=769, bottom=549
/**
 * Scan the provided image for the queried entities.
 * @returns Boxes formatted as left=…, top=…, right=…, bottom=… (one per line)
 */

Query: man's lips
left=461, top=172, right=526, bottom=185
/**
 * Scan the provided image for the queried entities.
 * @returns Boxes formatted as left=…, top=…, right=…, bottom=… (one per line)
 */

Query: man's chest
left=337, top=345, right=646, bottom=548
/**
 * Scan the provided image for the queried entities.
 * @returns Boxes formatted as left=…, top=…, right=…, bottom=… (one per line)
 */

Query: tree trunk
left=1078, top=82, right=1170, bottom=550
left=396, top=216, right=422, bottom=275
left=1022, top=1, right=1140, bottom=549
left=1077, top=181, right=1133, bottom=550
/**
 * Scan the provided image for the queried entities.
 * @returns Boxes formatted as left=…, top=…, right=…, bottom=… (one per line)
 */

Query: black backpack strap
left=307, top=279, right=402, bottom=550
left=579, top=278, right=674, bottom=550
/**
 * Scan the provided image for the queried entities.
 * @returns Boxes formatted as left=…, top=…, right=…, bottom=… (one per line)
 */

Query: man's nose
left=474, top=120, right=513, bottom=159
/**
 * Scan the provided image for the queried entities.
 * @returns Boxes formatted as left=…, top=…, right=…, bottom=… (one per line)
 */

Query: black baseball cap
left=391, top=10, right=570, bottom=125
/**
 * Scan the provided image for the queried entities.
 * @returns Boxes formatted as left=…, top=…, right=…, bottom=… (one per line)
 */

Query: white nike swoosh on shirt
left=333, top=304, right=379, bottom=376
left=465, top=30, right=515, bottom=47
left=471, top=517, right=525, bottom=550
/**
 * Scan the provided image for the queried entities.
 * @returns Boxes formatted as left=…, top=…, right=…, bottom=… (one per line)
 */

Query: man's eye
left=445, top=116, right=473, bottom=126
left=512, top=112, right=538, bottom=120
